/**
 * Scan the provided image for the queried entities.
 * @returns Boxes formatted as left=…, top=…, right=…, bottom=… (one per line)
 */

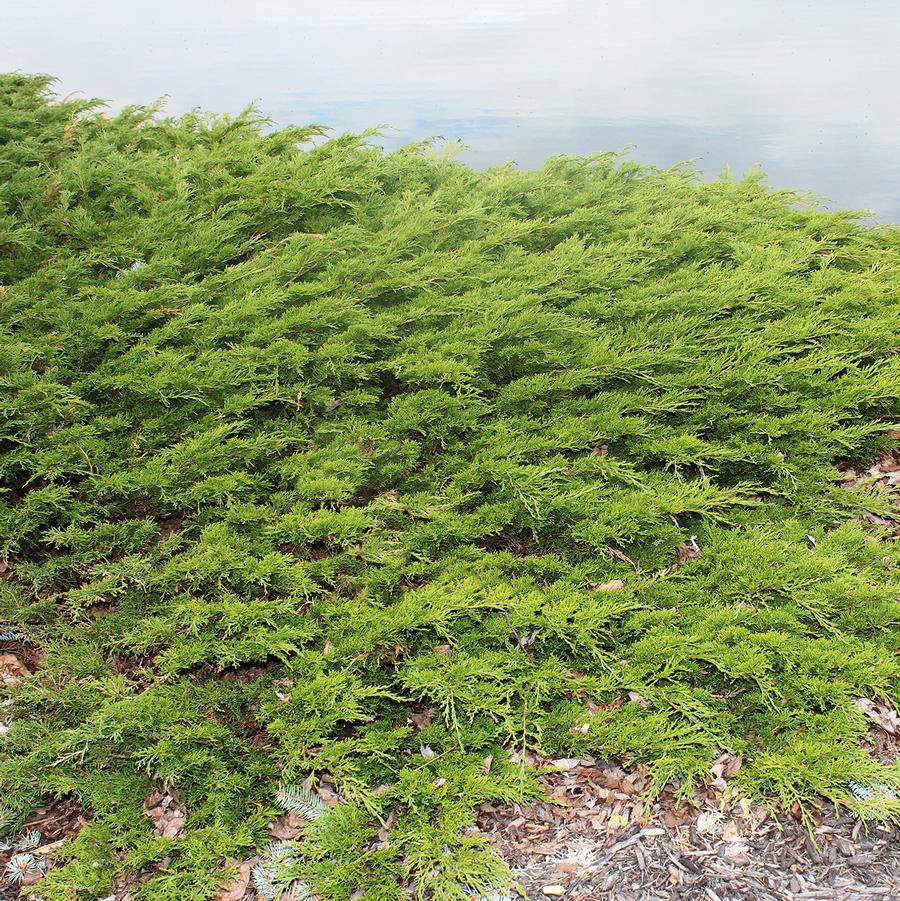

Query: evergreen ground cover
left=0, top=73, right=899, bottom=898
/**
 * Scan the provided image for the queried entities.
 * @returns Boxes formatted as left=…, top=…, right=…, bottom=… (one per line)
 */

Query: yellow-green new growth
left=0, top=72, right=898, bottom=900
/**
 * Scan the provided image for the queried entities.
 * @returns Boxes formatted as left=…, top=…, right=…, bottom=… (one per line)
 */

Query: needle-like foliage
left=0, top=73, right=899, bottom=898
left=276, top=785, right=329, bottom=821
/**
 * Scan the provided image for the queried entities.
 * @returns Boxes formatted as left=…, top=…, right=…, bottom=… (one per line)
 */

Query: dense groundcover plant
left=0, top=73, right=899, bottom=898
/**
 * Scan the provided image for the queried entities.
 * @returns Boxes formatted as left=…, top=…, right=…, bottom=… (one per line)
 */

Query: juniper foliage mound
left=1, top=74, right=899, bottom=898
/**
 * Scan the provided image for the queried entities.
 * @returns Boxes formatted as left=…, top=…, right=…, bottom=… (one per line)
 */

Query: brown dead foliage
left=0, top=653, right=30, bottom=686
left=675, top=536, right=702, bottom=564
left=0, top=627, right=43, bottom=675
left=855, top=697, right=900, bottom=767
left=854, top=697, right=900, bottom=737
left=588, top=579, right=625, bottom=592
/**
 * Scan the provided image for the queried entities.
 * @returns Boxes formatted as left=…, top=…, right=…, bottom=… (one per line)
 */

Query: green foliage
left=0, top=73, right=899, bottom=897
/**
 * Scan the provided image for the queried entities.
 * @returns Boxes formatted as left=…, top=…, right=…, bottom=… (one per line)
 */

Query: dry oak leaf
left=216, top=858, right=257, bottom=901
left=143, top=788, right=187, bottom=839
left=853, top=697, right=900, bottom=736
left=0, top=653, right=31, bottom=684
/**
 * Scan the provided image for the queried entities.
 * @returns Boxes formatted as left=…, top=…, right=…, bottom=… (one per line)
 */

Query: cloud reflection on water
left=3, top=0, right=899, bottom=219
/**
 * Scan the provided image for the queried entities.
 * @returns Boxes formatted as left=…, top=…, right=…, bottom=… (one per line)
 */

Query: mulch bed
left=474, top=753, right=899, bottom=900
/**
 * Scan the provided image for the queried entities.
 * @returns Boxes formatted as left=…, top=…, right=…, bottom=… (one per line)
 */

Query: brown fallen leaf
left=587, top=695, right=623, bottom=715
left=590, top=579, right=625, bottom=592
left=0, top=652, right=31, bottom=684
left=21, top=867, right=44, bottom=887
left=408, top=706, right=435, bottom=730
left=268, top=812, right=303, bottom=840
left=675, top=536, right=701, bottom=563
left=709, top=752, right=743, bottom=789
left=317, top=784, right=343, bottom=807
left=143, top=788, right=187, bottom=839
left=853, top=697, right=900, bottom=736
left=876, top=453, right=900, bottom=474
left=216, top=858, right=256, bottom=901
left=550, top=758, right=581, bottom=771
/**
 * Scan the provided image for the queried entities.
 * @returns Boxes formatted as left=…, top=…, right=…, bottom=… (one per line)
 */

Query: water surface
left=3, top=0, right=899, bottom=220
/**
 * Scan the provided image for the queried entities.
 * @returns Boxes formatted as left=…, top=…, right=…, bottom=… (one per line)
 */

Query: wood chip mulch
left=473, top=750, right=899, bottom=901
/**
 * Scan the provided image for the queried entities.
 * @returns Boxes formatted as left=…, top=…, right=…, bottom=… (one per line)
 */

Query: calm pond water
left=4, top=0, right=900, bottom=221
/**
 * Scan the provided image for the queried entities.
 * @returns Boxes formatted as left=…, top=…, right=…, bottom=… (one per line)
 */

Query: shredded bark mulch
left=474, top=754, right=899, bottom=901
